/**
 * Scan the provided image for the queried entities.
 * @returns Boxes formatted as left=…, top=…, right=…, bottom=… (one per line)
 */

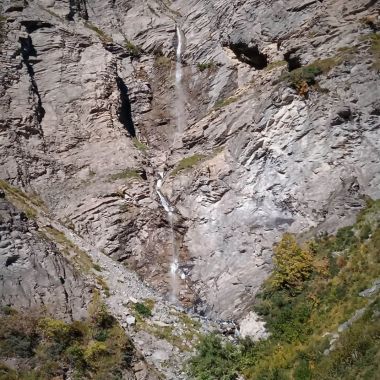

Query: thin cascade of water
left=174, top=25, right=186, bottom=144
left=155, top=26, right=187, bottom=303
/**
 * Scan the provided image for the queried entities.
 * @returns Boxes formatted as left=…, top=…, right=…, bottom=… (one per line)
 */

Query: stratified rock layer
left=0, top=0, right=379, bottom=322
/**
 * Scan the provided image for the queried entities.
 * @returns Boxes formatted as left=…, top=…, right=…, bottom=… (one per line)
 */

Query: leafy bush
left=197, top=61, right=216, bottom=72
left=0, top=295, right=135, bottom=379
left=124, top=39, right=142, bottom=58
left=187, top=334, right=240, bottom=380
left=134, top=302, right=152, bottom=318
left=281, top=56, right=341, bottom=95
left=271, top=234, right=313, bottom=292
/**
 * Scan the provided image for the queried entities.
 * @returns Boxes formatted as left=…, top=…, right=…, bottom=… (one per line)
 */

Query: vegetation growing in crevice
left=84, top=21, right=112, bottom=43
left=188, top=199, right=380, bottom=380
left=214, top=95, right=240, bottom=110
left=265, top=60, right=287, bottom=71
left=0, top=294, right=135, bottom=379
left=0, top=180, right=46, bottom=219
left=361, top=32, right=380, bottom=70
left=132, top=137, right=148, bottom=153
left=124, top=39, right=142, bottom=58
left=197, top=61, right=217, bottom=72
left=171, top=154, right=206, bottom=176
left=39, top=225, right=94, bottom=274
left=281, top=46, right=359, bottom=95
left=108, top=169, right=142, bottom=181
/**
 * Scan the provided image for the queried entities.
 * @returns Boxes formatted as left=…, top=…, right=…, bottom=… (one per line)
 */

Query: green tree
left=271, top=234, right=313, bottom=291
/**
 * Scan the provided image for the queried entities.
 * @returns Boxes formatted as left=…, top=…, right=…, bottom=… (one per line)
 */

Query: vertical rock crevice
left=19, top=35, right=45, bottom=128
left=116, top=76, right=136, bottom=137
left=67, top=0, right=88, bottom=21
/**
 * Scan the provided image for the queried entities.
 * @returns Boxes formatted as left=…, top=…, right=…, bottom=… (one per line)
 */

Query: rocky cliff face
left=0, top=0, right=379, bottom=360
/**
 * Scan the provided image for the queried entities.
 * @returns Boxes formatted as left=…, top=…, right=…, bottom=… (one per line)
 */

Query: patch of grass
left=93, top=264, right=103, bottom=272
left=197, top=61, right=217, bottom=72
left=0, top=180, right=47, bottom=219
left=84, top=21, right=112, bottom=43
left=124, top=39, right=142, bottom=58
left=133, top=302, right=152, bottom=318
left=214, top=95, right=240, bottom=110
left=40, top=226, right=94, bottom=273
left=96, top=276, right=110, bottom=297
left=366, top=33, right=380, bottom=70
left=171, top=154, right=206, bottom=176
left=41, top=6, right=64, bottom=20
left=132, top=137, right=148, bottom=152
left=188, top=200, right=380, bottom=379
left=154, top=53, right=172, bottom=69
left=108, top=169, right=142, bottom=182
left=0, top=295, right=135, bottom=379
left=265, top=60, right=287, bottom=71
left=281, top=58, right=338, bottom=95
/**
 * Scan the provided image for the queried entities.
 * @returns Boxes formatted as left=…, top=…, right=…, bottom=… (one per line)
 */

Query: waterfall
left=155, top=26, right=187, bottom=303
left=156, top=173, right=179, bottom=302
left=174, top=25, right=186, bottom=144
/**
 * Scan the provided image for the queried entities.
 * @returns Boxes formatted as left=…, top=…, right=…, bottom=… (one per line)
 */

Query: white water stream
left=173, top=26, right=186, bottom=145
left=155, top=26, right=187, bottom=303
left=156, top=172, right=179, bottom=302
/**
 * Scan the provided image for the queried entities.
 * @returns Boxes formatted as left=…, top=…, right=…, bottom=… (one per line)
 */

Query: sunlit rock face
left=0, top=0, right=379, bottom=324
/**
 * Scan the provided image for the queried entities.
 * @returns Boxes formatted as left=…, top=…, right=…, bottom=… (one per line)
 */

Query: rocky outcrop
left=0, top=190, right=90, bottom=320
left=0, top=0, right=379, bottom=332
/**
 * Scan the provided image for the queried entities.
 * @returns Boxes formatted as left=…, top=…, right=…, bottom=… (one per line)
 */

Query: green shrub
left=271, top=234, right=313, bottom=292
left=0, top=297, right=135, bottom=379
left=281, top=57, right=341, bottom=95
left=214, top=96, right=240, bottom=110
left=197, top=61, right=216, bottom=72
left=171, top=154, right=205, bottom=176
left=132, top=137, right=148, bottom=152
left=134, top=302, right=152, bottom=318
left=108, top=169, right=141, bottom=181
left=124, top=39, right=142, bottom=58
left=187, top=334, right=240, bottom=380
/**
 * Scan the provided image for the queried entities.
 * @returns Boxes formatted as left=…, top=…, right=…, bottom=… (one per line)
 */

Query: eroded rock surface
left=0, top=0, right=379, bottom=328
left=0, top=191, right=90, bottom=320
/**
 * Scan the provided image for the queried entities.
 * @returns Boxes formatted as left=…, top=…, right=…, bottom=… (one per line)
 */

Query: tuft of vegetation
left=188, top=199, right=380, bottom=380
left=214, top=95, right=240, bottom=110
left=84, top=21, right=112, bottom=43
left=40, top=225, right=94, bottom=273
left=108, top=169, right=142, bottom=182
left=154, top=53, right=172, bottom=69
left=133, top=302, right=152, bottom=318
left=0, top=180, right=46, bottom=219
left=124, top=39, right=142, bottom=58
left=132, top=137, right=148, bottom=152
left=197, top=61, right=217, bottom=72
left=0, top=294, right=135, bottom=379
left=265, top=60, right=287, bottom=71
left=270, top=233, right=314, bottom=292
left=281, top=44, right=360, bottom=96
left=280, top=58, right=338, bottom=95
left=187, top=334, right=241, bottom=380
left=171, top=154, right=205, bottom=176
left=364, top=33, right=380, bottom=71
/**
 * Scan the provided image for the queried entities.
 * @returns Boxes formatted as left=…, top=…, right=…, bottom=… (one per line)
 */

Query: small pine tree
left=271, top=233, right=313, bottom=291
